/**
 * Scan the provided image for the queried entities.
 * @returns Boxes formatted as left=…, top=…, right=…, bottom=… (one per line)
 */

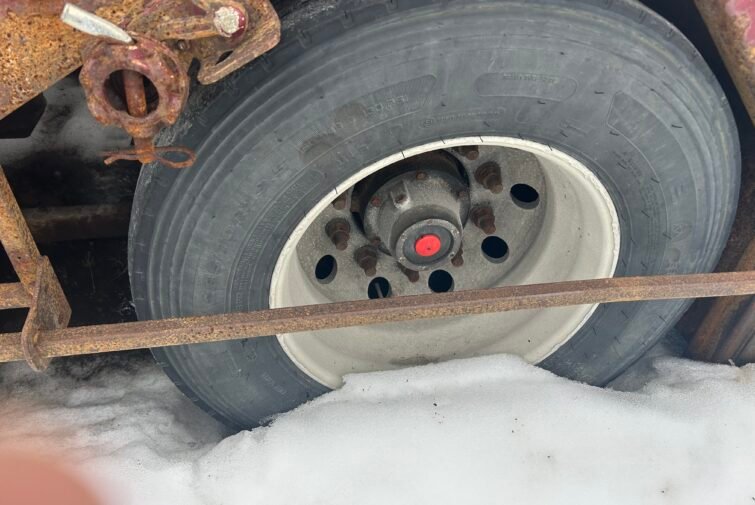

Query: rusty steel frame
left=694, top=0, right=755, bottom=123
left=0, top=166, right=71, bottom=370
left=0, top=1, right=752, bottom=123
left=0, top=0, right=148, bottom=120
left=0, top=272, right=754, bottom=365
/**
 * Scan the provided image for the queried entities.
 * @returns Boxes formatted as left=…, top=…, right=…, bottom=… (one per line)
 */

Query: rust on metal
left=0, top=271, right=753, bottom=365
left=0, top=283, right=32, bottom=310
left=0, top=0, right=146, bottom=120
left=79, top=36, right=194, bottom=167
left=712, top=297, right=755, bottom=363
left=695, top=0, right=755, bottom=123
left=20, top=257, right=72, bottom=371
left=22, top=203, right=131, bottom=243
left=0, top=165, right=42, bottom=287
left=687, top=237, right=755, bottom=362
left=0, top=166, right=71, bottom=371
left=127, top=0, right=280, bottom=84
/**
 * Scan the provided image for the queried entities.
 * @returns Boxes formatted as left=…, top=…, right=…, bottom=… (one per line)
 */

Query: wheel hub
left=361, top=158, right=469, bottom=271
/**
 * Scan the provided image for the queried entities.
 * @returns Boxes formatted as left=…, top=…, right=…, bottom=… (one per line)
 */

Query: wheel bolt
left=326, top=218, right=351, bottom=250
left=398, top=264, right=420, bottom=283
left=332, top=192, right=349, bottom=210
left=451, top=246, right=464, bottom=267
left=455, top=146, right=479, bottom=161
left=355, top=245, right=378, bottom=276
left=370, top=196, right=382, bottom=207
left=470, top=205, right=496, bottom=235
left=474, top=161, right=503, bottom=194
left=416, top=171, right=428, bottom=181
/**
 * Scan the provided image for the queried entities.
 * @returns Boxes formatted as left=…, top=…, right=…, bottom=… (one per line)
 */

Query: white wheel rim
left=271, top=136, right=620, bottom=388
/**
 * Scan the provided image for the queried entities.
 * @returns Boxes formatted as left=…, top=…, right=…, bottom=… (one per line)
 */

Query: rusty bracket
left=65, top=0, right=280, bottom=168
left=0, top=166, right=71, bottom=371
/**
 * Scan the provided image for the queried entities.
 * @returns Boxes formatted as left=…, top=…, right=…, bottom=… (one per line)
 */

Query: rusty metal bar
left=0, top=283, right=31, bottom=309
left=22, top=203, right=131, bottom=243
left=694, top=0, right=755, bottom=123
left=0, top=271, right=752, bottom=364
left=687, top=236, right=755, bottom=361
left=712, top=297, right=755, bottom=363
left=0, top=165, right=71, bottom=370
left=0, top=166, right=42, bottom=287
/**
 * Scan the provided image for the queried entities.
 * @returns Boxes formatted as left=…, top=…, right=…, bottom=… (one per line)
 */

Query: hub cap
left=271, top=137, right=620, bottom=388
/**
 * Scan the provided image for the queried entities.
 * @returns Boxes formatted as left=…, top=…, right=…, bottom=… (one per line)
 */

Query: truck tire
left=129, top=0, right=739, bottom=428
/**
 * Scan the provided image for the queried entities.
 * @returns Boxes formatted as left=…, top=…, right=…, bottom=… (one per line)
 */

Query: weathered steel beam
left=0, top=271, right=753, bottom=364
left=687, top=237, right=755, bottom=362
left=0, top=166, right=71, bottom=370
left=0, top=0, right=146, bottom=120
left=0, top=282, right=31, bottom=309
left=22, top=203, right=131, bottom=243
left=0, top=165, right=42, bottom=287
left=695, top=0, right=755, bottom=123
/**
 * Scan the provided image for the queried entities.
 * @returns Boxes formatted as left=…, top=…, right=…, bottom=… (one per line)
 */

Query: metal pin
left=60, top=3, right=134, bottom=44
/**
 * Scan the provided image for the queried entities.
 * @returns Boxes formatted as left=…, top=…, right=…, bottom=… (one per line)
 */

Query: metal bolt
left=470, top=205, right=496, bottom=235
left=355, top=245, right=378, bottom=277
left=455, top=146, right=480, bottom=161
left=326, top=219, right=351, bottom=251
left=398, top=264, right=420, bottom=283
left=370, top=196, right=382, bottom=208
left=332, top=192, right=349, bottom=210
left=451, top=246, right=464, bottom=267
left=416, top=171, right=428, bottom=181
left=176, top=40, right=190, bottom=51
left=213, top=6, right=245, bottom=37
left=474, top=161, right=503, bottom=194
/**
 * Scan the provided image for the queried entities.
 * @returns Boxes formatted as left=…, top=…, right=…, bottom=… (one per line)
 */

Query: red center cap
left=415, top=234, right=442, bottom=257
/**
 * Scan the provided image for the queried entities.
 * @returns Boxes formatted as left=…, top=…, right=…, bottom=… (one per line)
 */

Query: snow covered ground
left=1, top=337, right=754, bottom=505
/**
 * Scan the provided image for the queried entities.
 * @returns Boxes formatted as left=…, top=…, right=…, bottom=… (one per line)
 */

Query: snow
left=1, top=346, right=754, bottom=505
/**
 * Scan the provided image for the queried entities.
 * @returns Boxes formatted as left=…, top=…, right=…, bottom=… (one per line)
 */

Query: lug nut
left=326, top=218, right=351, bottom=250
left=355, top=245, right=378, bottom=277
left=398, top=264, right=420, bottom=283
left=470, top=205, right=496, bottom=235
left=416, top=171, right=428, bottom=181
left=455, top=146, right=480, bottom=161
left=474, top=161, right=503, bottom=194
left=332, top=192, right=349, bottom=210
left=451, top=246, right=464, bottom=267
left=370, top=196, right=382, bottom=207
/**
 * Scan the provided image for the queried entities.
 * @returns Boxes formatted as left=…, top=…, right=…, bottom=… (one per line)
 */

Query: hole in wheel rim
left=428, top=270, right=454, bottom=293
left=510, top=183, right=540, bottom=209
left=481, top=236, right=509, bottom=263
left=368, top=277, right=392, bottom=299
left=314, top=255, right=337, bottom=283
